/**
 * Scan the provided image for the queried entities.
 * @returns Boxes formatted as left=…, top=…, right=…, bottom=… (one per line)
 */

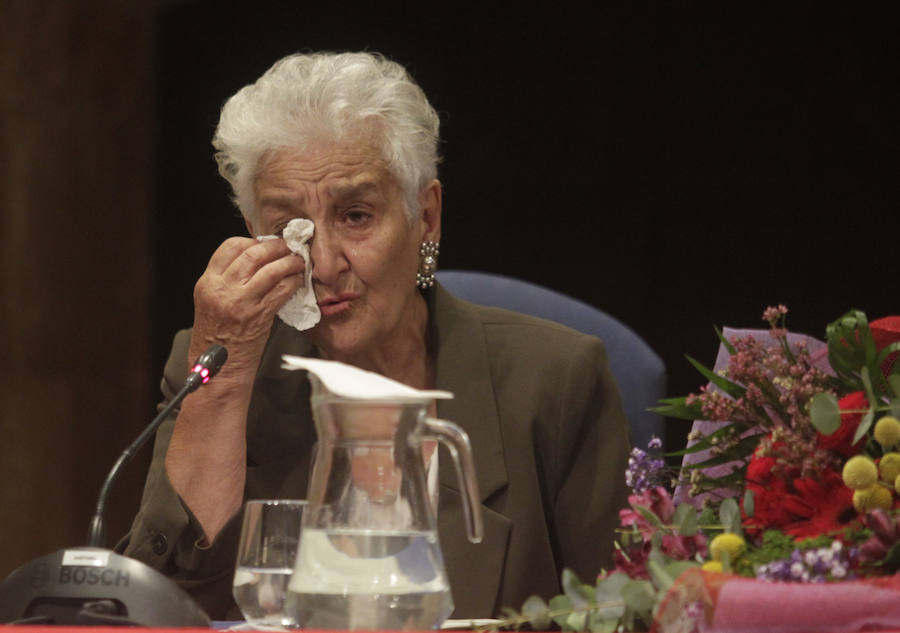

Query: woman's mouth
left=317, top=293, right=357, bottom=317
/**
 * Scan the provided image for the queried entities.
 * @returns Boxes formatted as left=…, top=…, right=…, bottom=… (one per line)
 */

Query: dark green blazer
left=120, top=284, right=631, bottom=619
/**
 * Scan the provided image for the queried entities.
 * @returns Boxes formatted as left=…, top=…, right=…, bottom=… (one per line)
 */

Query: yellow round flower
left=875, top=417, right=900, bottom=448
left=709, top=533, right=746, bottom=562
left=880, top=453, right=900, bottom=484
left=853, top=484, right=893, bottom=513
left=842, top=455, right=878, bottom=490
left=894, top=473, right=900, bottom=495
left=701, top=560, right=723, bottom=573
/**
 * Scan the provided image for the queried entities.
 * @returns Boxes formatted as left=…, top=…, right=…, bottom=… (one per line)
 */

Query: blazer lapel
left=429, top=284, right=511, bottom=617
left=431, top=284, right=509, bottom=501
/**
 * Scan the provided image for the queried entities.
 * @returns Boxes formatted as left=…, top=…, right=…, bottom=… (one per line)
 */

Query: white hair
left=213, top=52, right=441, bottom=223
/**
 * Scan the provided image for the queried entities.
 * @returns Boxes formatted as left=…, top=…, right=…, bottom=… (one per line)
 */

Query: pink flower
left=619, top=486, right=675, bottom=539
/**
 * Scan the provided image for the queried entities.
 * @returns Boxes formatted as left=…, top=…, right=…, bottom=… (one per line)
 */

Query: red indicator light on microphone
left=191, top=364, right=212, bottom=384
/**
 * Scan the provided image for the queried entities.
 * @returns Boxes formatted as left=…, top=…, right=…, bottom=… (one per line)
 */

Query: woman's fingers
left=190, top=237, right=307, bottom=370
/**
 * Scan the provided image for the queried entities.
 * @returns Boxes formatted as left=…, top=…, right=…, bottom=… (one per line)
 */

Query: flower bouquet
left=496, top=308, right=900, bottom=633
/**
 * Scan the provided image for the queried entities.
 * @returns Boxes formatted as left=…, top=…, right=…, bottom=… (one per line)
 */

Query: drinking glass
left=233, top=499, right=306, bottom=630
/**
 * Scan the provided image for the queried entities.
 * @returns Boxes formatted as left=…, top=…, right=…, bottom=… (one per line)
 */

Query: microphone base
left=0, top=547, right=211, bottom=627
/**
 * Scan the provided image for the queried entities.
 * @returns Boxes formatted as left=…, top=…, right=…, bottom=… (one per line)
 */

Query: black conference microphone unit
left=0, top=344, right=228, bottom=626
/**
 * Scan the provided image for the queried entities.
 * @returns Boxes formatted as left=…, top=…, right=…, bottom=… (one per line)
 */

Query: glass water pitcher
left=286, top=374, right=483, bottom=630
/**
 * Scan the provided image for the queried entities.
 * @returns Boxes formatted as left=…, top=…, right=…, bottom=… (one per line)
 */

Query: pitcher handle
left=424, top=418, right=484, bottom=544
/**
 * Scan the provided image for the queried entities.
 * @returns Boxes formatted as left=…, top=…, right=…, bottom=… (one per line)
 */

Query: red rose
left=817, top=391, right=869, bottom=457
left=742, top=443, right=797, bottom=532
left=871, top=316, right=900, bottom=375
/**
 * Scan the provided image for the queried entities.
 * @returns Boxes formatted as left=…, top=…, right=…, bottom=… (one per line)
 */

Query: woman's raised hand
left=189, top=236, right=305, bottom=377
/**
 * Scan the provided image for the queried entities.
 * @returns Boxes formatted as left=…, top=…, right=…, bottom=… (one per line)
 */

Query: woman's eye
left=344, top=209, right=371, bottom=225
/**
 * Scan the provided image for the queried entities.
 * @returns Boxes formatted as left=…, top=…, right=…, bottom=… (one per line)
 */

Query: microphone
left=88, top=343, right=228, bottom=547
left=0, top=344, right=227, bottom=626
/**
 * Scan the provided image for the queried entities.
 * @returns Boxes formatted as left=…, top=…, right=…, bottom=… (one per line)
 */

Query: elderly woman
left=121, top=52, right=630, bottom=620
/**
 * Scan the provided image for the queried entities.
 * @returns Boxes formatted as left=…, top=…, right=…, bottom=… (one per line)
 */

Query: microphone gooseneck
left=86, top=344, right=228, bottom=548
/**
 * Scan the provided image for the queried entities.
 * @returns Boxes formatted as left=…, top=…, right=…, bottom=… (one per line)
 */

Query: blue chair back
left=436, top=270, right=666, bottom=450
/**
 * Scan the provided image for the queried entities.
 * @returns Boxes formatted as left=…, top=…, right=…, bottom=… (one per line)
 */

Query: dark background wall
left=2, top=0, right=898, bottom=583
left=155, top=1, right=899, bottom=449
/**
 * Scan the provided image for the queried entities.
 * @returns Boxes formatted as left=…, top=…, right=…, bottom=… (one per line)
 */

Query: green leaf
left=566, top=611, right=587, bottom=632
left=678, top=433, right=762, bottom=470
left=685, top=355, right=746, bottom=400
left=714, top=324, right=737, bottom=356
left=587, top=612, right=619, bottom=633
left=594, top=573, right=628, bottom=620
left=673, top=503, right=698, bottom=537
left=620, top=579, right=656, bottom=621
left=853, top=408, right=875, bottom=445
left=719, top=497, right=743, bottom=536
left=810, top=392, right=841, bottom=434
left=743, top=488, right=755, bottom=518
left=874, top=541, right=900, bottom=573
left=521, top=595, right=551, bottom=630
left=698, top=506, right=717, bottom=527
left=647, top=558, right=676, bottom=594
left=890, top=375, right=900, bottom=398
left=562, top=569, right=592, bottom=610
left=665, top=423, right=749, bottom=456
left=548, top=594, right=573, bottom=628
left=649, top=397, right=704, bottom=421
left=663, top=561, right=698, bottom=584
left=635, top=506, right=665, bottom=531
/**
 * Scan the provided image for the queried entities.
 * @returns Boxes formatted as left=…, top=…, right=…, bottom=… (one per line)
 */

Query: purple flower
left=625, top=436, right=666, bottom=493
left=756, top=542, right=858, bottom=583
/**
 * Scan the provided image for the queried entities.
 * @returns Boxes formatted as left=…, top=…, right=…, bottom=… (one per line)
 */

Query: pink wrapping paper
left=655, top=569, right=900, bottom=633
left=673, top=327, right=831, bottom=507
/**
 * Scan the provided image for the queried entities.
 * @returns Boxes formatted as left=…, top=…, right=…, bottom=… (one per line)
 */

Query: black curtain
left=155, top=2, right=900, bottom=451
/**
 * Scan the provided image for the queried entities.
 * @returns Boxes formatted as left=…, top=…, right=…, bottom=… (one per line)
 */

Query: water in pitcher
left=287, top=528, right=453, bottom=630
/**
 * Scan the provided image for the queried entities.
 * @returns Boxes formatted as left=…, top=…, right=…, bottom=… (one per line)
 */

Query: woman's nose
left=309, top=230, right=347, bottom=285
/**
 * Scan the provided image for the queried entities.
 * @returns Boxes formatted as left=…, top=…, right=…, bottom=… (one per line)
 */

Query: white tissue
left=258, top=218, right=320, bottom=331
left=281, top=355, right=453, bottom=401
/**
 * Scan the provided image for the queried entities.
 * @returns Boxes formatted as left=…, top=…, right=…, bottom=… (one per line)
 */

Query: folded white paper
left=259, top=218, right=320, bottom=331
left=281, top=355, right=453, bottom=401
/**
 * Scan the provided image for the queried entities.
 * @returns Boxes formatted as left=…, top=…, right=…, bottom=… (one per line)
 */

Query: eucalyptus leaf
left=521, top=595, right=551, bottom=630
left=809, top=392, right=841, bottom=435
left=594, top=573, right=628, bottom=620
left=743, top=488, right=755, bottom=518
left=673, top=503, right=698, bottom=536
left=566, top=611, right=587, bottom=632
left=587, top=612, right=619, bottom=633
left=549, top=594, right=573, bottom=628
left=719, top=497, right=743, bottom=536
left=664, top=561, right=698, bottom=584
left=562, top=569, right=592, bottom=609
left=620, top=579, right=657, bottom=620
left=647, top=559, right=676, bottom=593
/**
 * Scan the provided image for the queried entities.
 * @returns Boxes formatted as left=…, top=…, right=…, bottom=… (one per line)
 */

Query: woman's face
left=249, top=142, right=441, bottom=360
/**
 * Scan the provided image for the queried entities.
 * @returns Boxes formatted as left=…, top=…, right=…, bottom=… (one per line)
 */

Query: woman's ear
left=418, top=179, right=442, bottom=243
